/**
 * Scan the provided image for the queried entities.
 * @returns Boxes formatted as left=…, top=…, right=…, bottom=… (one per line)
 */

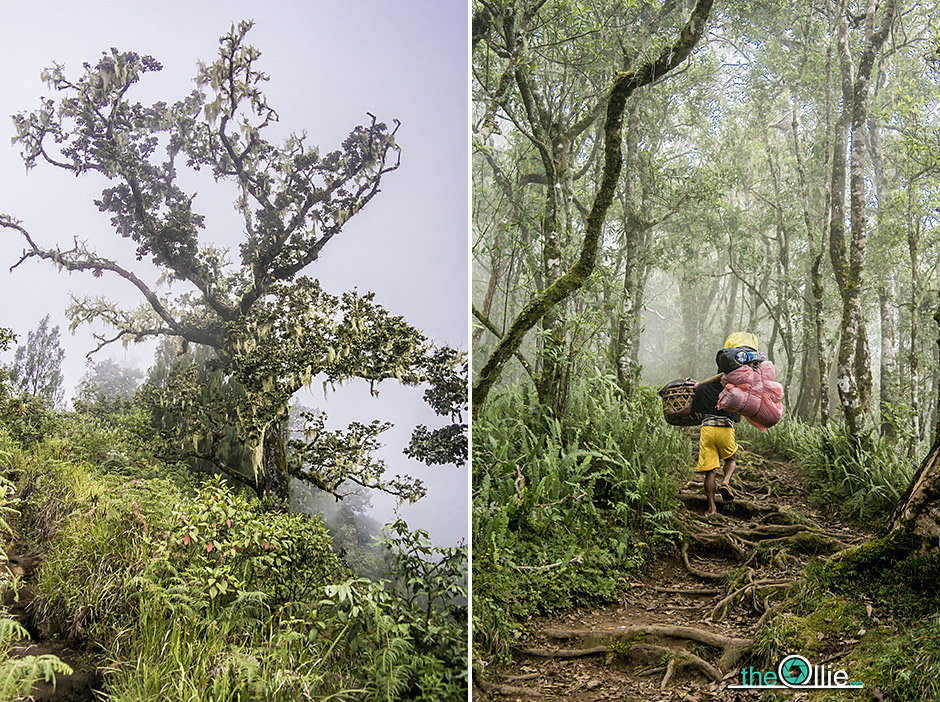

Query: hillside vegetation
left=0, top=371, right=467, bottom=701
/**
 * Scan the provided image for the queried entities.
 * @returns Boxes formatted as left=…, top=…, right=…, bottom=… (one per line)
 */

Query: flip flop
left=719, top=485, right=735, bottom=502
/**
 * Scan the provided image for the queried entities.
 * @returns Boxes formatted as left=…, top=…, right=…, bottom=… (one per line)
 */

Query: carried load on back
left=657, top=332, right=784, bottom=429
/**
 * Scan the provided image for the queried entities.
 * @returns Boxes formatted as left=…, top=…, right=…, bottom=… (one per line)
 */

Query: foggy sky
left=0, top=1, right=468, bottom=545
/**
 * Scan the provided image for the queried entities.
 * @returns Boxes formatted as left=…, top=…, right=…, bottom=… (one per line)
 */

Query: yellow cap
left=724, top=332, right=759, bottom=350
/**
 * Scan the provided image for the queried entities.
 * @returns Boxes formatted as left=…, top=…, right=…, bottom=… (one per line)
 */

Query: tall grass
left=473, top=374, right=691, bottom=658
left=742, top=419, right=918, bottom=524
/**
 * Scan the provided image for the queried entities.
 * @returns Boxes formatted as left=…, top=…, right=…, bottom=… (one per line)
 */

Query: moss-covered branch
left=472, top=0, right=715, bottom=408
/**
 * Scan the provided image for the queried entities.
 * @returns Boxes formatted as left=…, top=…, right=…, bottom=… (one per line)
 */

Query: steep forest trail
left=476, top=446, right=872, bottom=701
left=2, top=542, right=101, bottom=701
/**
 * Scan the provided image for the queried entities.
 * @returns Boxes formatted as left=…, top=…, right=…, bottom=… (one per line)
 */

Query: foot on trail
left=475, top=451, right=869, bottom=701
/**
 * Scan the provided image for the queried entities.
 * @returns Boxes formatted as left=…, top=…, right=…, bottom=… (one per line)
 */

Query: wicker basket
left=658, top=379, right=701, bottom=426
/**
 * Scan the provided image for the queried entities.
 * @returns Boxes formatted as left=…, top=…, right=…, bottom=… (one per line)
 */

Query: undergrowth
left=0, top=426, right=75, bottom=698
left=472, top=374, right=690, bottom=660
left=0, top=405, right=467, bottom=700
left=752, top=537, right=940, bottom=700
left=741, top=419, right=916, bottom=525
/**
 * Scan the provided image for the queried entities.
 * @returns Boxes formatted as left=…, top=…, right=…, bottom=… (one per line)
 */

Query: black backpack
left=715, top=347, right=766, bottom=374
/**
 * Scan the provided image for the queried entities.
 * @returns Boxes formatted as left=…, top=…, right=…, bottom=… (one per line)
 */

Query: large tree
left=2, top=22, right=460, bottom=509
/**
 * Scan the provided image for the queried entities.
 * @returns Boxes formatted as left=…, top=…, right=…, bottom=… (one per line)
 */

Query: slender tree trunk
left=535, top=157, right=570, bottom=415
left=828, top=0, right=896, bottom=436
left=613, top=101, right=645, bottom=395
left=790, top=93, right=825, bottom=422
left=909, top=207, right=922, bottom=442
left=879, top=276, right=900, bottom=438
left=813, top=251, right=831, bottom=424
left=867, top=118, right=898, bottom=438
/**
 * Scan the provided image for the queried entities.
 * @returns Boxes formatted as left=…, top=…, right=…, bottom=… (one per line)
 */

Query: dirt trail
left=2, top=545, right=101, bottom=701
left=476, top=449, right=871, bottom=701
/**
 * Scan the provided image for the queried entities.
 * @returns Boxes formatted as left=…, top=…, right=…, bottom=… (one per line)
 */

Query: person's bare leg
left=703, top=469, right=717, bottom=515
left=721, top=455, right=737, bottom=490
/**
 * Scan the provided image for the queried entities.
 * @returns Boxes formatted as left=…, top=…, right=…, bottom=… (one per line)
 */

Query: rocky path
left=475, top=449, right=870, bottom=701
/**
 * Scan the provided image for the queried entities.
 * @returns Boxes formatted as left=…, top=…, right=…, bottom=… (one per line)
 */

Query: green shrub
left=0, top=366, right=468, bottom=700
left=15, top=446, right=466, bottom=699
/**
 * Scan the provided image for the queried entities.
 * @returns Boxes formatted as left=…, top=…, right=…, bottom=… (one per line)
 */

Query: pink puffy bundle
left=716, top=361, right=784, bottom=430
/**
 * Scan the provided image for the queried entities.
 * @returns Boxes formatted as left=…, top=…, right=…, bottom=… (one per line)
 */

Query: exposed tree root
left=740, top=532, right=850, bottom=567
left=523, top=641, right=723, bottom=689
left=503, top=672, right=540, bottom=682
left=473, top=671, right=544, bottom=698
left=758, top=505, right=812, bottom=525
left=649, top=585, right=722, bottom=596
left=756, top=531, right=849, bottom=554
left=688, top=531, right=755, bottom=561
left=680, top=540, right=727, bottom=580
left=522, top=646, right=610, bottom=659
left=726, top=523, right=811, bottom=539
left=628, top=643, right=722, bottom=688
left=677, top=491, right=775, bottom=518
left=709, top=578, right=792, bottom=622
left=539, top=623, right=752, bottom=671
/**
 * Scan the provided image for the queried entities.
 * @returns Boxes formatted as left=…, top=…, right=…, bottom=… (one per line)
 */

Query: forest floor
left=2, top=543, right=101, bottom=701
left=475, top=447, right=873, bottom=701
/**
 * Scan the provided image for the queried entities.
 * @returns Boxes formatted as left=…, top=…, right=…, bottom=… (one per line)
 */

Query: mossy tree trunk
left=828, top=0, right=896, bottom=438
left=472, top=0, right=715, bottom=408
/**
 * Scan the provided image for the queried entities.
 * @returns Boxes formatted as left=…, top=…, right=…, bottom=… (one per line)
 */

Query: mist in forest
left=473, top=3, right=940, bottom=697
left=473, top=0, right=940, bottom=442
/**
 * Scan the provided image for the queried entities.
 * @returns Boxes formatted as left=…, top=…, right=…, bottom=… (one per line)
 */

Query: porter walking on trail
left=692, top=332, right=762, bottom=516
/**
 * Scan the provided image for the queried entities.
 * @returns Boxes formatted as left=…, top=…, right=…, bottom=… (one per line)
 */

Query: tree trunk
left=879, top=277, right=900, bottom=439
left=889, top=428, right=940, bottom=545
left=828, top=0, right=896, bottom=437
left=535, top=166, right=571, bottom=415
left=614, top=221, right=652, bottom=393
left=789, top=92, right=826, bottom=423
left=257, top=422, right=290, bottom=511
left=909, top=205, right=922, bottom=442
left=813, top=251, right=831, bottom=425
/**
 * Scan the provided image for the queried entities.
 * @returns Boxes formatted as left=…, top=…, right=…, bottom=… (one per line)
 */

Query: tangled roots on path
left=524, top=622, right=753, bottom=678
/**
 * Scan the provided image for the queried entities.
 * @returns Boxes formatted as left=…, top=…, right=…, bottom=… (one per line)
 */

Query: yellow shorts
left=695, top=425, right=737, bottom=472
